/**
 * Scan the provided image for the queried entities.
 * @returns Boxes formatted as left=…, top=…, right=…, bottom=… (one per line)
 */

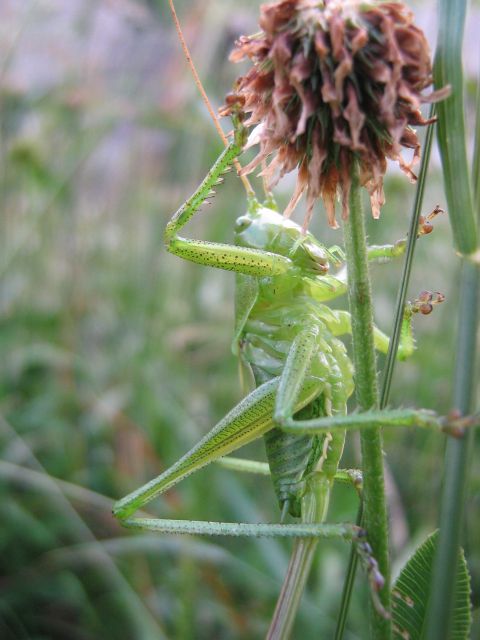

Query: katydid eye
left=235, top=216, right=252, bottom=231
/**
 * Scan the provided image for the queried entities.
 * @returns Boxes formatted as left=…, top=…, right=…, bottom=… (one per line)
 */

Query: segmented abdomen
left=263, top=394, right=327, bottom=518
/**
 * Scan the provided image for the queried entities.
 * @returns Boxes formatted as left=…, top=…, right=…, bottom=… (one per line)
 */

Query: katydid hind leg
left=113, top=377, right=320, bottom=521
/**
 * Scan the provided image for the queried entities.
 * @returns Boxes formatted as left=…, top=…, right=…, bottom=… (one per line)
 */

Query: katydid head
left=234, top=200, right=340, bottom=276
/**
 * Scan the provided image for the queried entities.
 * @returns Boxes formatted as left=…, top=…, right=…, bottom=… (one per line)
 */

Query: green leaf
left=434, top=0, right=478, bottom=254
left=392, top=531, right=471, bottom=640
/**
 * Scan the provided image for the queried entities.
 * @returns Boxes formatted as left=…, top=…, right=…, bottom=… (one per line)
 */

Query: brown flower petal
left=223, top=0, right=443, bottom=227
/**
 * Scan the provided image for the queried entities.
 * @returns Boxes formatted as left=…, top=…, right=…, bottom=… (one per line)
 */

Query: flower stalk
left=343, top=163, right=390, bottom=639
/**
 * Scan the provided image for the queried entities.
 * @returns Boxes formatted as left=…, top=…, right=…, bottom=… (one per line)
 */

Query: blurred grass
left=0, top=1, right=478, bottom=639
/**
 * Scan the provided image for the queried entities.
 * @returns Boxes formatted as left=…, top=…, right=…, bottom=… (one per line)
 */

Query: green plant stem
left=425, top=261, right=479, bottom=640
left=425, top=48, right=480, bottom=638
left=335, top=105, right=436, bottom=640
left=434, top=0, right=477, bottom=254
left=380, top=106, right=436, bottom=407
left=343, top=165, right=390, bottom=639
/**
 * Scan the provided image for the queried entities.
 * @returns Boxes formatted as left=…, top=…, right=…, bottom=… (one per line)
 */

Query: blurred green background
left=0, top=1, right=478, bottom=638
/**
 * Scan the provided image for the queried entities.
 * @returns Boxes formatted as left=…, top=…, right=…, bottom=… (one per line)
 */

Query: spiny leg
left=123, top=518, right=358, bottom=539
left=215, top=456, right=363, bottom=493
left=164, top=111, right=293, bottom=277
left=113, top=333, right=385, bottom=613
left=270, top=307, right=473, bottom=437
left=276, top=407, right=477, bottom=437
left=276, top=342, right=476, bottom=434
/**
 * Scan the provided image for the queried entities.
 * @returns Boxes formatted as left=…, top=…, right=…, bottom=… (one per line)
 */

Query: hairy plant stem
left=343, top=164, right=391, bottom=639
left=334, top=105, right=436, bottom=640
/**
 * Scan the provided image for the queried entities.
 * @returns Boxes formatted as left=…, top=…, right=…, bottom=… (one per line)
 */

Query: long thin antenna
left=168, top=0, right=254, bottom=196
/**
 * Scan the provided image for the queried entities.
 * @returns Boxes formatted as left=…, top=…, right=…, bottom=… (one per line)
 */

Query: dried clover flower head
left=224, top=0, right=446, bottom=228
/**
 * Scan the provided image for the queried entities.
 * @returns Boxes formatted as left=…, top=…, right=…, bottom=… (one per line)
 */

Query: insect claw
left=441, top=409, right=480, bottom=437
left=394, top=238, right=407, bottom=254
left=219, top=94, right=248, bottom=148
left=353, top=527, right=391, bottom=619
left=409, top=290, right=445, bottom=315
left=346, top=469, right=363, bottom=494
left=417, top=204, right=444, bottom=236
left=353, top=525, right=367, bottom=539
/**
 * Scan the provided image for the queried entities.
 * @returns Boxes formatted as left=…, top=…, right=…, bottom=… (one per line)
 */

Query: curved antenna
left=167, top=0, right=254, bottom=196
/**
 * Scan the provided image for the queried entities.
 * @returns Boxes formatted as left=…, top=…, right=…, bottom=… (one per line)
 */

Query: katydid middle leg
left=325, top=307, right=417, bottom=360
left=215, top=457, right=363, bottom=494
left=266, top=294, right=473, bottom=436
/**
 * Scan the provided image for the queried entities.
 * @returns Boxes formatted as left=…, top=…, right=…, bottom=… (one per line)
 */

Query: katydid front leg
left=164, top=114, right=293, bottom=277
left=331, top=239, right=409, bottom=289
left=366, top=205, right=443, bottom=263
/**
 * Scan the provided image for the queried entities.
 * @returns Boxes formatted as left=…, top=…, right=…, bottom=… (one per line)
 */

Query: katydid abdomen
left=233, top=203, right=354, bottom=518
